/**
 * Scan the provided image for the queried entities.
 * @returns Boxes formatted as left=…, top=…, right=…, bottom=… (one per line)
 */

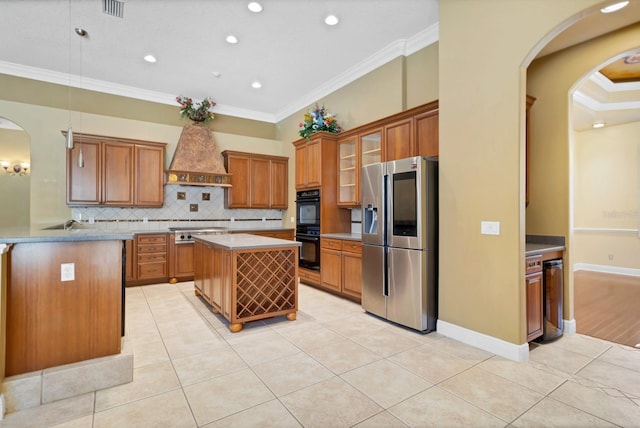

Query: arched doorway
left=0, top=117, right=30, bottom=228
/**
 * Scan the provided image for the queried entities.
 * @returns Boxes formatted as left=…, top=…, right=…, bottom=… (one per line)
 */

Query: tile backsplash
left=71, top=186, right=285, bottom=230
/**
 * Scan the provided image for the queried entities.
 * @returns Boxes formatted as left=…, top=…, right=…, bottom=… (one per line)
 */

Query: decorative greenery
left=298, top=103, right=342, bottom=139
left=176, top=95, right=216, bottom=122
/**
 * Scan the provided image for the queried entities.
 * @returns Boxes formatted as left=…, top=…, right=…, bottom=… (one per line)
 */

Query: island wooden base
left=6, top=240, right=123, bottom=376
left=194, top=239, right=299, bottom=332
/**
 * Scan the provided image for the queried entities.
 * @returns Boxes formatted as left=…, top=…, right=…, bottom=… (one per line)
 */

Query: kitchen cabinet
left=415, top=108, right=439, bottom=158
left=294, top=136, right=325, bottom=189
left=360, top=128, right=383, bottom=167
left=135, top=233, right=168, bottom=283
left=169, top=235, right=194, bottom=283
left=525, top=255, right=543, bottom=342
left=320, top=237, right=362, bottom=302
left=66, top=132, right=165, bottom=207
left=337, top=135, right=359, bottom=206
left=384, top=117, right=414, bottom=161
left=222, top=151, right=289, bottom=209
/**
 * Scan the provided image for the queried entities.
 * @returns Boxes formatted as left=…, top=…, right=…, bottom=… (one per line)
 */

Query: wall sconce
left=1, top=161, right=30, bottom=176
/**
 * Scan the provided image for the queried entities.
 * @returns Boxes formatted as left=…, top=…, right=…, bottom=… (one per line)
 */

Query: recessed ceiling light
left=324, top=15, right=339, bottom=26
left=592, top=121, right=606, bottom=128
left=143, top=54, right=157, bottom=63
left=225, top=35, right=239, bottom=44
left=251, top=81, right=262, bottom=89
left=600, top=1, right=629, bottom=13
left=74, top=27, right=88, bottom=37
left=212, top=71, right=222, bottom=78
left=248, top=2, right=263, bottom=13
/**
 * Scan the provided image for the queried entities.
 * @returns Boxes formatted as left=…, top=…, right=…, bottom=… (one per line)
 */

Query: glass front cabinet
left=337, top=128, right=382, bottom=207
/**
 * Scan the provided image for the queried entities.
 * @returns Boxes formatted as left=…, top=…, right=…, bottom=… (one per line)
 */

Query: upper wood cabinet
left=294, top=132, right=341, bottom=190
left=337, top=135, right=359, bottom=206
left=66, top=133, right=166, bottom=207
left=384, top=117, right=414, bottom=161
left=415, top=107, right=439, bottom=158
left=222, top=150, right=289, bottom=209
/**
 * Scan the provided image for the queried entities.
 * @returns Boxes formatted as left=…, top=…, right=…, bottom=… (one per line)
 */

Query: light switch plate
left=61, top=263, right=75, bottom=281
left=481, top=221, right=500, bottom=235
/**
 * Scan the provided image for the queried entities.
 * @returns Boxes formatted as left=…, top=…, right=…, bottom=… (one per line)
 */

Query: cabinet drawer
left=137, top=244, right=167, bottom=254
left=138, top=253, right=167, bottom=263
left=341, top=240, right=362, bottom=254
left=138, top=235, right=167, bottom=244
left=525, top=255, right=542, bottom=274
left=138, top=262, right=167, bottom=279
left=321, top=238, right=342, bottom=250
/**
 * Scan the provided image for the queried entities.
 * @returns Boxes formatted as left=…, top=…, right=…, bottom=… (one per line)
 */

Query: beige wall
left=528, top=21, right=640, bottom=321
left=572, top=121, right=640, bottom=270
left=0, top=127, right=30, bottom=227
left=439, top=0, right=601, bottom=345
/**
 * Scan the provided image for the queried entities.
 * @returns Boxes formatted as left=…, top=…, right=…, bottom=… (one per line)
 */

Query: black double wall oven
left=295, top=189, right=321, bottom=270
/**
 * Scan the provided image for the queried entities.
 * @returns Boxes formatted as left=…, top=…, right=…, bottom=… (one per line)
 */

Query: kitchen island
left=193, top=233, right=300, bottom=332
left=0, top=227, right=133, bottom=376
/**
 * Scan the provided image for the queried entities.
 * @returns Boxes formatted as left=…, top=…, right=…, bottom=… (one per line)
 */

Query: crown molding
left=573, top=90, right=640, bottom=111
left=0, top=24, right=439, bottom=125
left=274, top=23, right=440, bottom=122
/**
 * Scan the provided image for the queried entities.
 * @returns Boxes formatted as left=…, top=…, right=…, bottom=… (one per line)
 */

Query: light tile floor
left=2, top=281, right=639, bottom=427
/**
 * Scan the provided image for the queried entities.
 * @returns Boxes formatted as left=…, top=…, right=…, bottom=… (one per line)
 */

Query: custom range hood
left=166, top=124, right=231, bottom=187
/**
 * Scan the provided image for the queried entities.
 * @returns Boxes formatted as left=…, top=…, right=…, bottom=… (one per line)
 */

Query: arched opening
left=0, top=117, right=30, bottom=228
left=570, top=50, right=640, bottom=348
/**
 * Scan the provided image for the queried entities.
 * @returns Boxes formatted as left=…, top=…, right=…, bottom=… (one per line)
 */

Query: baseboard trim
left=437, top=320, right=529, bottom=362
left=563, top=318, right=576, bottom=334
left=573, top=263, right=640, bottom=277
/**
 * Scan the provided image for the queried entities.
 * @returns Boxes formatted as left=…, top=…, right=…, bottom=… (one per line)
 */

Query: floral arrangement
left=298, top=103, right=342, bottom=139
left=176, top=95, right=216, bottom=122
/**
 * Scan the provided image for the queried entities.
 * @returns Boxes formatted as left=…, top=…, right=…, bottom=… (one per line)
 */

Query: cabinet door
left=250, top=157, right=270, bottom=208
left=67, top=141, right=101, bottom=205
left=294, top=144, right=308, bottom=190
left=384, top=118, right=414, bottom=161
left=337, top=136, right=359, bottom=206
left=202, top=244, right=213, bottom=303
left=526, top=272, right=543, bottom=341
left=174, top=242, right=194, bottom=278
left=225, top=153, right=251, bottom=208
left=270, top=158, right=288, bottom=209
left=415, top=109, right=439, bottom=158
left=342, top=251, right=362, bottom=300
left=360, top=128, right=382, bottom=167
left=320, top=248, right=342, bottom=293
left=306, top=140, right=322, bottom=187
left=211, top=245, right=223, bottom=309
left=102, top=142, right=135, bottom=206
left=135, top=144, right=164, bottom=207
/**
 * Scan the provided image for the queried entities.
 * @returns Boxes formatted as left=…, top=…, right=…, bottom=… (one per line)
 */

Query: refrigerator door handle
left=383, top=173, right=390, bottom=246
left=383, top=246, right=389, bottom=297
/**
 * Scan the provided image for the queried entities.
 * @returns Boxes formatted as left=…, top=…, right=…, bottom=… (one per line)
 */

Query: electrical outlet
left=230, top=217, right=235, bottom=222
left=290, top=216, right=295, bottom=223
left=142, top=217, right=148, bottom=223
left=61, top=263, right=75, bottom=281
left=89, top=217, right=95, bottom=224
left=262, top=217, right=266, bottom=222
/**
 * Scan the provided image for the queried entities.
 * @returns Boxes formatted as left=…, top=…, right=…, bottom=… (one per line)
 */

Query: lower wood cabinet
left=525, top=254, right=544, bottom=342
left=320, top=237, right=362, bottom=302
left=169, top=236, right=195, bottom=283
left=126, top=233, right=168, bottom=286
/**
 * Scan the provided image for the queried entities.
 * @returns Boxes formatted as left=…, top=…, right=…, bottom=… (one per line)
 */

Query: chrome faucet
left=63, top=219, right=80, bottom=230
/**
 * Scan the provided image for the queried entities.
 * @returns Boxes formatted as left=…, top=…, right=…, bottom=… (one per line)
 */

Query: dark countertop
left=0, top=227, right=133, bottom=244
left=320, top=232, right=362, bottom=242
left=194, top=233, right=301, bottom=250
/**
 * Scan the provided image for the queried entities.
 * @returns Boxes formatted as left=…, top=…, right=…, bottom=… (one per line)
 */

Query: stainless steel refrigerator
left=361, top=156, right=437, bottom=332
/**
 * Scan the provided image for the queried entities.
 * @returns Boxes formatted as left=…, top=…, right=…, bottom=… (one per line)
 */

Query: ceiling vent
left=103, top=0, right=124, bottom=18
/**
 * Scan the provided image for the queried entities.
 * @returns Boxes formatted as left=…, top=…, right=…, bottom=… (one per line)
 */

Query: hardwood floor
left=574, top=270, right=640, bottom=348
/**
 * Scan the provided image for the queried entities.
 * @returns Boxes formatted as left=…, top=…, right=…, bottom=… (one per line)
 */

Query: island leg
left=229, top=323, right=243, bottom=333
left=286, top=312, right=297, bottom=321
